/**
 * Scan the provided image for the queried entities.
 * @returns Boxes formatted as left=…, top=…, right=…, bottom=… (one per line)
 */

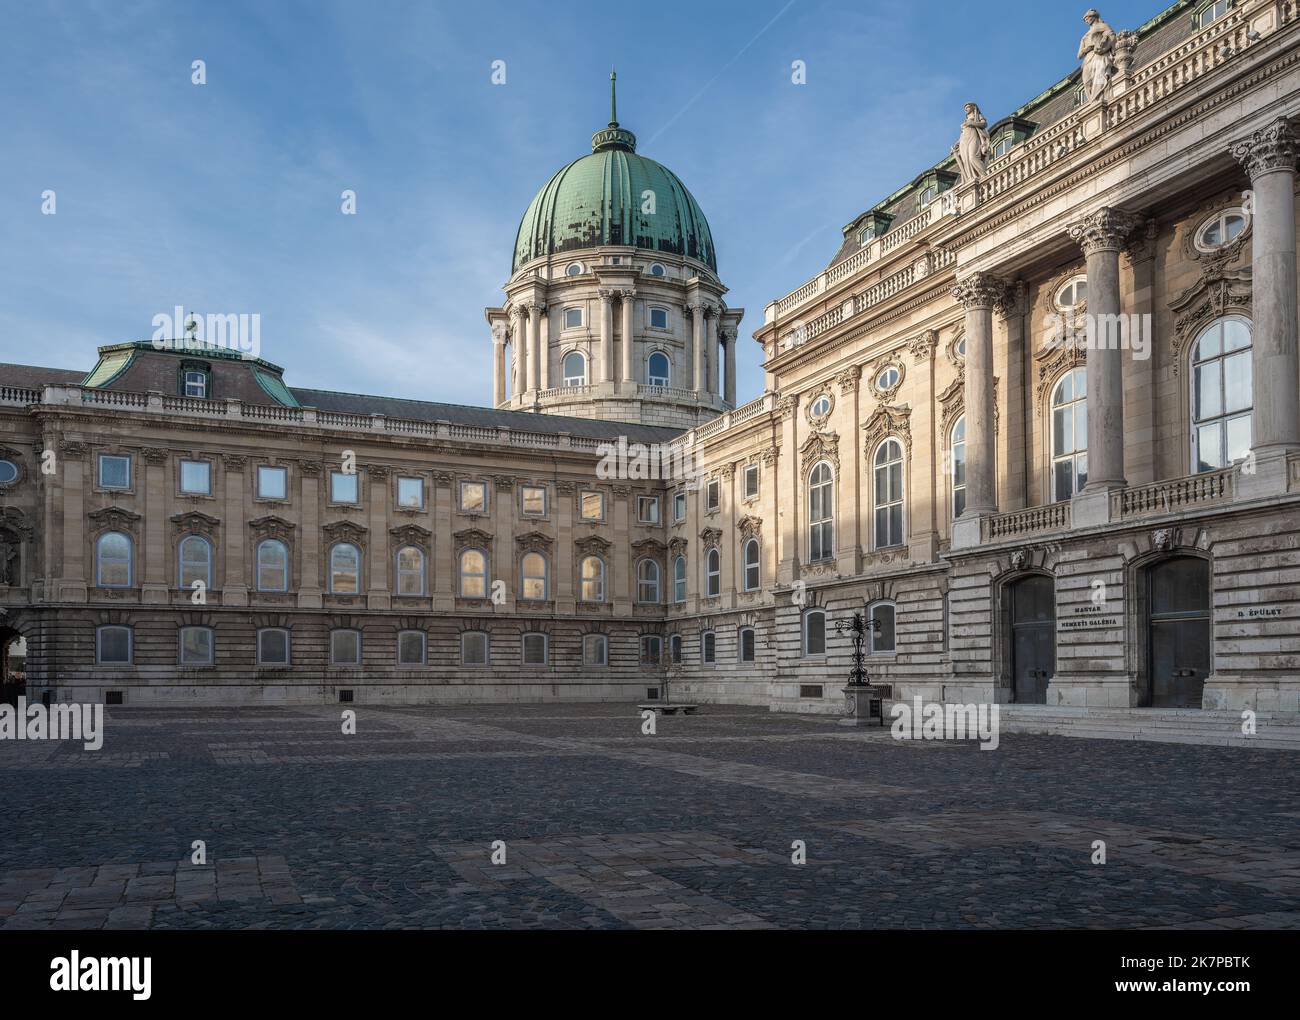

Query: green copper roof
left=512, top=74, right=717, bottom=274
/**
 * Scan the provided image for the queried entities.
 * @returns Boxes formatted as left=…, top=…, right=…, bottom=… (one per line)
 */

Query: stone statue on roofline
left=1078, top=8, right=1118, bottom=101
left=953, top=102, right=992, bottom=184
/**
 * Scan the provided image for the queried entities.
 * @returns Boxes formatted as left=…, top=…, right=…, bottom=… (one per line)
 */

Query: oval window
left=0, top=460, right=16, bottom=484
left=810, top=395, right=832, bottom=418
left=876, top=366, right=900, bottom=391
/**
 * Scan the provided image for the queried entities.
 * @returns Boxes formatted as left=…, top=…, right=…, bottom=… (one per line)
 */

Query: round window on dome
left=0, top=459, right=17, bottom=485
left=565, top=262, right=584, bottom=277
left=648, top=263, right=666, bottom=277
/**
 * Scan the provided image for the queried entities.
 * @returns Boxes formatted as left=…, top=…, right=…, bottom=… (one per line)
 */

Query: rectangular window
left=580, top=490, right=604, bottom=521
left=330, top=471, right=359, bottom=504
left=640, top=635, right=662, bottom=665
left=522, top=633, right=548, bottom=665
left=397, top=630, right=426, bottom=665
left=183, top=371, right=208, bottom=398
left=521, top=485, right=547, bottom=516
left=257, top=465, right=287, bottom=500
left=396, top=476, right=424, bottom=509
left=462, top=631, right=489, bottom=666
left=805, top=612, right=826, bottom=656
left=800, top=685, right=824, bottom=699
left=705, top=479, right=720, bottom=513
left=743, top=464, right=759, bottom=499
left=673, top=491, right=686, bottom=522
left=637, top=495, right=660, bottom=524
left=96, top=625, right=132, bottom=665
left=179, top=627, right=214, bottom=666
left=563, top=307, right=583, bottom=329
left=582, top=633, right=607, bottom=666
left=330, top=629, right=361, bottom=665
left=460, top=480, right=488, bottom=513
left=649, top=307, right=668, bottom=329
left=179, top=460, right=211, bottom=495
left=98, top=454, right=131, bottom=490
left=257, top=629, right=290, bottom=666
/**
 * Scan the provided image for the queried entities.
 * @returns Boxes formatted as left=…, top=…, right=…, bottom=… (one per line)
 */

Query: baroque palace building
left=1, top=0, right=1298, bottom=713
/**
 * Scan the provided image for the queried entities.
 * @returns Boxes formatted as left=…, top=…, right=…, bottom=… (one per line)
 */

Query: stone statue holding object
left=954, top=102, right=992, bottom=184
left=1078, top=8, right=1118, bottom=102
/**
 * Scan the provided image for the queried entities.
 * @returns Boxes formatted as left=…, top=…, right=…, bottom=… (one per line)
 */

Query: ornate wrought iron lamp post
left=837, top=609, right=884, bottom=726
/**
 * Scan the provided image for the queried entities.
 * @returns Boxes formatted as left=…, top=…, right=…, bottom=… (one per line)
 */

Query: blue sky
left=0, top=0, right=1167, bottom=408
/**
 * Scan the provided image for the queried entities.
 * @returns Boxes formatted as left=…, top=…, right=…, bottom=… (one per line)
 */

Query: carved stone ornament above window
left=170, top=510, right=221, bottom=537
left=249, top=515, right=296, bottom=541
left=862, top=405, right=913, bottom=461
left=799, top=430, right=840, bottom=473
left=1169, top=265, right=1252, bottom=375
left=515, top=530, right=553, bottom=553
left=322, top=520, right=368, bottom=547
left=454, top=527, right=494, bottom=551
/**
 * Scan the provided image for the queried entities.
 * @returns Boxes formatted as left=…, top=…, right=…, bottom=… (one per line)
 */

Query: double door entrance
left=1009, top=575, right=1055, bottom=704
left=1146, top=556, right=1211, bottom=708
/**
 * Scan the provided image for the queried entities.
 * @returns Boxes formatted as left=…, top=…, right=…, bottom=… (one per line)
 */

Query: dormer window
left=857, top=227, right=875, bottom=246
left=991, top=134, right=1014, bottom=158
left=179, top=363, right=211, bottom=398
left=919, top=185, right=938, bottom=207
left=1196, top=0, right=1228, bottom=27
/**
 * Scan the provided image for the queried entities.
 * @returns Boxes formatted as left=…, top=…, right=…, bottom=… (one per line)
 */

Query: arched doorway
left=1009, top=575, right=1055, bottom=704
left=0, top=627, right=23, bottom=707
left=1147, top=557, right=1210, bottom=708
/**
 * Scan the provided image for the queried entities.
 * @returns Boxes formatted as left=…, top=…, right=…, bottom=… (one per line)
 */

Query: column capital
left=686, top=301, right=706, bottom=314
left=523, top=301, right=546, bottom=314
left=951, top=272, right=1009, bottom=310
left=718, top=326, right=736, bottom=343
left=490, top=321, right=507, bottom=345
left=994, top=279, right=1028, bottom=321
left=615, top=287, right=636, bottom=299
left=1067, top=207, right=1143, bottom=257
left=1231, top=118, right=1298, bottom=181
left=597, top=287, right=618, bottom=301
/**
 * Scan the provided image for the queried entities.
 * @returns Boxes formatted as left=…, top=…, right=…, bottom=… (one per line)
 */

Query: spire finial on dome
left=610, top=67, right=618, bottom=127
left=592, top=69, right=636, bottom=153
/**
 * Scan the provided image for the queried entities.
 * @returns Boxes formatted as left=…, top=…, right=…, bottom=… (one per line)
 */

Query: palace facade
left=1, top=0, right=1298, bottom=713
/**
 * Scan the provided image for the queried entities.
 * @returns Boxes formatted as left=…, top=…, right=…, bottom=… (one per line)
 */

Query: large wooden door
left=1148, top=557, right=1211, bottom=709
left=1010, top=575, right=1055, bottom=705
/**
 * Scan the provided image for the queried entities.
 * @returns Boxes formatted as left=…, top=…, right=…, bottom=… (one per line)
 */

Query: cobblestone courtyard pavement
left=2, top=704, right=1299, bottom=930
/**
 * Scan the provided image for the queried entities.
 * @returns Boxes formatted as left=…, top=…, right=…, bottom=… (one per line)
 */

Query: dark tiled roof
left=0, top=363, right=86, bottom=388
left=826, top=0, right=1202, bottom=271
left=291, top=387, right=686, bottom=442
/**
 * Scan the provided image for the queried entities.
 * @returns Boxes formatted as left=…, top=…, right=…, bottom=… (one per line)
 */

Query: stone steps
left=990, top=706, right=1300, bottom=750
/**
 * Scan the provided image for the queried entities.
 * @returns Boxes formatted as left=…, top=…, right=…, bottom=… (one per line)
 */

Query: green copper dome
left=512, top=74, right=717, bottom=274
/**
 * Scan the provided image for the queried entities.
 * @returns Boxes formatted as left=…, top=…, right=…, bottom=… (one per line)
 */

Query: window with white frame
left=96, top=625, right=132, bottom=665
left=672, top=491, right=686, bottom=522
left=329, top=543, right=361, bottom=594
left=580, top=556, right=605, bottom=603
left=991, top=133, right=1014, bottom=158
left=804, top=609, right=826, bottom=656
left=397, top=630, right=426, bottom=665
left=582, top=633, right=607, bottom=666
left=705, top=548, right=720, bottom=597
left=649, top=307, right=669, bottom=330
left=705, top=479, right=720, bottom=513
left=461, top=630, right=489, bottom=666
left=396, top=476, right=423, bottom=509
left=179, top=626, right=214, bottom=666
left=808, top=462, right=834, bottom=561
left=637, top=495, right=660, bottom=524
left=647, top=351, right=670, bottom=385
left=562, top=351, right=586, bottom=385
left=257, top=465, right=287, bottom=500
left=742, top=538, right=760, bottom=592
left=636, top=559, right=661, bottom=604
left=869, top=601, right=897, bottom=655
left=257, top=628, right=290, bottom=666
left=873, top=438, right=905, bottom=548
left=96, top=532, right=133, bottom=588
left=1195, top=207, right=1249, bottom=252
left=179, top=459, right=211, bottom=495
left=1051, top=368, right=1088, bottom=501
left=522, top=632, right=548, bottom=665
left=1196, top=0, right=1229, bottom=27
left=1192, top=317, right=1253, bottom=472
left=396, top=545, right=425, bottom=596
left=178, top=535, right=212, bottom=590
left=183, top=370, right=208, bottom=398
left=919, top=184, right=938, bottom=206
left=256, top=539, right=288, bottom=592
left=673, top=555, right=686, bottom=603
left=563, top=306, right=583, bottom=328
left=950, top=416, right=967, bottom=518
left=809, top=394, right=832, bottom=418
left=330, top=623, right=361, bottom=665
left=701, top=630, right=716, bottom=664
left=330, top=471, right=359, bottom=504
left=875, top=366, right=900, bottom=392
left=739, top=626, right=756, bottom=663
left=460, top=549, right=488, bottom=598
left=1055, top=275, right=1088, bottom=310
left=743, top=464, right=759, bottom=499
left=98, top=453, right=131, bottom=490
left=521, top=552, right=548, bottom=600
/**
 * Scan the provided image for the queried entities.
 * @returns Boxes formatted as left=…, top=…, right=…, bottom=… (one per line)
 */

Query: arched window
left=580, top=556, right=605, bottom=603
left=1192, top=317, right=1252, bottom=472
left=803, top=609, right=826, bottom=656
left=742, top=539, right=760, bottom=592
left=673, top=555, right=687, bottom=603
left=1195, top=0, right=1229, bottom=28
left=647, top=351, right=670, bottom=386
left=868, top=600, right=897, bottom=655
left=521, top=551, right=548, bottom=600
left=96, top=625, right=132, bottom=665
left=179, top=626, right=214, bottom=667
left=397, top=630, right=426, bottom=665
left=950, top=416, right=967, bottom=518
left=670, top=634, right=682, bottom=663
left=582, top=633, right=607, bottom=665
left=95, top=532, right=132, bottom=588
left=460, top=549, right=488, bottom=598
left=705, top=548, right=720, bottom=597
left=396, top=545, right=425, bottom=596
left=256, top=539, right=288, bottom=592
left=739, top=626, right=756, bottom=663
left=636, top=559, right=661, bottom=604
left=701, top=631, right=716, bottom=664
left=461, top=630, right=489, bottom=665
left=1051, top=367, right=1088, bottom=501
left=257, top=628, right=290, bottom=666
left=178, top=535, right=212, bottom=589
left=329, top=543, right=361, bottom=595
left=563, top=351, right=587, bottom=386
left=330, top=628, right=361, bottom=665
left=1054, top=275, right=1088, bottom=310
left=808, top=462, right=834, bottom=561
left=873, top=439, right=905, bottom=548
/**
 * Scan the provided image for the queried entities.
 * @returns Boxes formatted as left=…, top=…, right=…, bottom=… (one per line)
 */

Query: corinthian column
left=721, top=327, right=736, bottom=406
left=706, top=306, right=719, bottom=395
left=619, top=288, right=635, bottom=383
left=528, top=302, right=543, bottom=393
left=598, top=289, right=615, bottom=383
left=952, top=273, right=1005, bottom=544
left=690, top=301, right=705, bottom=393
left=512, top=304, right=528, bottom=399
left=1233, top=119, right=1300, bottom=466
left=492, top=327, right=506, bottom=406
left=1067, top=207, right=1141, bottom=496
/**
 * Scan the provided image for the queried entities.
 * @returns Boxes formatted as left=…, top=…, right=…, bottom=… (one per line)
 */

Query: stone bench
left=639, top=703, right=698, bottom=715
